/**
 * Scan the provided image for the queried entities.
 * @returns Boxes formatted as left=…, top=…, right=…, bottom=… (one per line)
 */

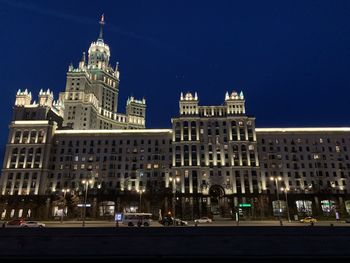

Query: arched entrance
left=209, top=185, right=225, bottom=216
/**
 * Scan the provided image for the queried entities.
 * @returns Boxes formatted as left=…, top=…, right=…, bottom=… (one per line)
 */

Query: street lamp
left=280, top=187, right=291, bottom=222
left=81, top=179, right=94, bottom=227
left=61, top=188, right=70, bottom=223
left=169, top=173, right=181, bottom=226
left=137, top=187, right=146, bottom=213
left=270, top=176, right=283, bottom=226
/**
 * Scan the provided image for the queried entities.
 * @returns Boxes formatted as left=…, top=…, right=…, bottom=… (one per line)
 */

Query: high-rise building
left=59, top=15, right=146, bottom=130
left=1, top=17, right=350, bottom=221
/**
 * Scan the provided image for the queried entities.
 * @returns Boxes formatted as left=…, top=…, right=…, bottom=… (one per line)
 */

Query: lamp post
left=81, top=179, right=94, bottom=227
left=137, top=187, right=146, bottom=213
left=61, top=188, right=70, bottom=223
left=280, top=187, right=291, bottom=222
left=169, top=173, right=180, bottom=226
left=270, top=176, right=283, bottom=226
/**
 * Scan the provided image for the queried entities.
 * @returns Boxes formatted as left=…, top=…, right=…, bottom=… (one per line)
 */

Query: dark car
left=160, top=216, right=187, bottom=226
left=345, top=218, right=350, bottom=223
left=6, top=218, right=26, bottom=227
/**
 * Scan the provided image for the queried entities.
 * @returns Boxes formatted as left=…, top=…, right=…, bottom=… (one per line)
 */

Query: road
left=1, top=225, right=350, bottom=260
left=40, top=219, right=350, bottom=227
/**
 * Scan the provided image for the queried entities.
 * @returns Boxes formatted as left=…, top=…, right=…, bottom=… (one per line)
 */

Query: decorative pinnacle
left=98, top=14, right=105, bottom=41
left=81, top=52, right=86, bottom=63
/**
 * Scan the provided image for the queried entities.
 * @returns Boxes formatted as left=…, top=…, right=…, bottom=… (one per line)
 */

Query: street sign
left=239, top=203, right=252, bottom=208
left=77, top=204, right=91, bottom=207
left=115, top=213, right=123, bottom=222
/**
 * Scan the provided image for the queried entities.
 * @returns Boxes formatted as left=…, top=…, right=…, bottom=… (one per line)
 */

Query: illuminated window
left=336, top=146, right=341, bottom=153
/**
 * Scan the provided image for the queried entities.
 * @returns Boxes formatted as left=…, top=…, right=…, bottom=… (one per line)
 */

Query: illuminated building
left=1, top=18, right=350, bottom=220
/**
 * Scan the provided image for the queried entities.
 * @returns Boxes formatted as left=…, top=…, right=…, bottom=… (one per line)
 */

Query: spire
left=115, top=61, right=119, bottom=71
left=81, top=52, right=86, bottom=63
left=239, top=91, right=244, bottom=99
left=98, top=14, right=105, bottom=41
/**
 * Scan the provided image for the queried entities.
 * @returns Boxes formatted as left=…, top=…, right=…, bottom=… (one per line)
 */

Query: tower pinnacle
left=98, top=14, right=105, bottom=41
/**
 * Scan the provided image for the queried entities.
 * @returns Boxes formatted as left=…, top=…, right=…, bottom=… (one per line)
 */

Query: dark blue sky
left=1, top=0, right=350, bottom=153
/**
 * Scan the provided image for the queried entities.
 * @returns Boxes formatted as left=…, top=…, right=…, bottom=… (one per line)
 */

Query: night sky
left=1, top=0, right=350, bottom=157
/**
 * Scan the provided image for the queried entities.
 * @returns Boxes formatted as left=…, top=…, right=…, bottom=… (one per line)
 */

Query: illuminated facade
left=2, top=89, right=350, bottom=220
left=171, top=91, right=260, bottom=217
left=1, top=17, right=350, bottom=220
left=59, top=16, right=146, bottom=130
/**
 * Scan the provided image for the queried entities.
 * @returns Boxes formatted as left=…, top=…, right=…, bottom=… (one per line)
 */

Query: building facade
left=256, top=128, right=350, bottom=218
left=171, top=91, right=260, bottom=218
left=59, top=16, right=146, bottom=130
left=1, top=18, right=350, bottom=221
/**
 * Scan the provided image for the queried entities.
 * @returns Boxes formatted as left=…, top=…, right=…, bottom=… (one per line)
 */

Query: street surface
left=41, top=219, right=350, bottom=227
left=1, top=225, right=350, bottom=260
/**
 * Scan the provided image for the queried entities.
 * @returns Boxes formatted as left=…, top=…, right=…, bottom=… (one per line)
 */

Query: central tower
left=59, top=15, right=146, bottom=130
left=87, top=14, right=119, bottom=113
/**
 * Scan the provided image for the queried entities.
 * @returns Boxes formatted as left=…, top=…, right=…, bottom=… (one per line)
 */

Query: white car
left=20, top=221, right=46, bottom=228
left=174, top=218, right=188, bottom=226
left=194, top=217, right=212, bottom=223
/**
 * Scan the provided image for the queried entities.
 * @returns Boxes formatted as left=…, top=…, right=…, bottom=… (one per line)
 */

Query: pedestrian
left=335, top=211, right=340, bottom=222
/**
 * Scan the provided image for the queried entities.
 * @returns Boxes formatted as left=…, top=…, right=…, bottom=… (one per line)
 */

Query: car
left=194, top=217, right=212, bottom=224
left=345, top=218, right=350, bottom=223
left=173, top=218, right=188, bottom=226
left=160, top=216, right=187, bottom=226
left=21, top=221, right=46, bottom=228
left=300, top=216, right=317, bottom=223
left=6, top=218, right=26, bottom=227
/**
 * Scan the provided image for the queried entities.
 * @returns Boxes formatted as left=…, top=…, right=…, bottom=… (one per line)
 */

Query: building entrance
left=209, top=185, right=225, bottom=217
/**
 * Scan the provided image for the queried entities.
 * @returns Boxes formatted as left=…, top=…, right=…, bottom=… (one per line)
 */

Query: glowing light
left=256, top=127, right=350, bottom=132
left=55, top=129, right=172, bottom=135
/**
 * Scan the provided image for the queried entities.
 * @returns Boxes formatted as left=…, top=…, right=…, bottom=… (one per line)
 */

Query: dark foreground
left=1, top=226, right=350, bottom=262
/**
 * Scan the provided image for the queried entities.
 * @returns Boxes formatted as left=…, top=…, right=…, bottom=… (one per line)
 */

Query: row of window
left=261, top=145, right=348, bottom=153
left=175, top=120, right=253, bottom=127
left=13, top=130, right=45, bottom=144
left=261, top=137, right=349, bottom=145
left=57, top=139, right=171, bottom=146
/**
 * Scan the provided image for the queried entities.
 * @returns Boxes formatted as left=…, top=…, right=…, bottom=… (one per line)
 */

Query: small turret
left=15, top=89, right=32, bottom=106
left=38, top=88, right=54, bottom=107
left=53, top=99, right=65, bottom=117
left=68, top=62, right=74, bottom=72
left=126, top=96, right=146, bottom=127
left=79, top=52, right=86, bottom=69
left=179, top=92, right=199, bottom=115
left=224, top=90, right=246, bottom=114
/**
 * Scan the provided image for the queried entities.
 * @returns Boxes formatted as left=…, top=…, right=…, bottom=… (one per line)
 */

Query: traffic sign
left=115, top=213, right=123, bottom=221
left=239, top=203, right=251, bottom=207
